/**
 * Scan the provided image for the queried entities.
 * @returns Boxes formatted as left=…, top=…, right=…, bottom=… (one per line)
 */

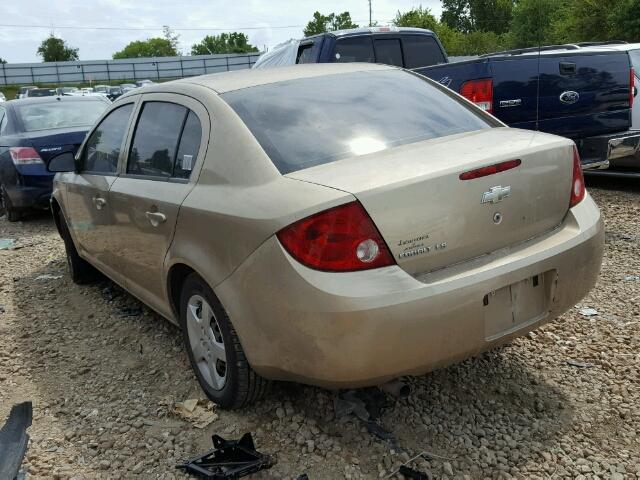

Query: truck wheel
left=57, top=211, right=99, bottom=284
left=179, top=273, right=269, bottom=409
left=0, top=185, right=21, bottom=222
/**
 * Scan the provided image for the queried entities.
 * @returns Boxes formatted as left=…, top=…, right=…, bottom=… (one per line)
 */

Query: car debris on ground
left=0, top=401, right=33, bottom=480
left=177, top=433, right=275, bottom=479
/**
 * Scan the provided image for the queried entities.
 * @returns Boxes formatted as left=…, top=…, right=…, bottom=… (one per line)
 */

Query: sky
left=0, top=1, right=443, bottom=64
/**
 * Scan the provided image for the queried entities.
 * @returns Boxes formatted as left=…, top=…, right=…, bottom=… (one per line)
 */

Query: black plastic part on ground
left=399, top=465, right=431, bottom=479
left=0, top=401, right=33, bottom=480
left=176, top=433, right=276, bottom=479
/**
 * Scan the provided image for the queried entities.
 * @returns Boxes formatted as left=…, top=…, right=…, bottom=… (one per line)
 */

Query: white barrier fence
left=0, top=53, right=262, bottom=86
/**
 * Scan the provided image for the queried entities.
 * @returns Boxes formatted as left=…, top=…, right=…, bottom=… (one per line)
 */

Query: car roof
left=168, top=62, right=395, bottom=94
left=327, top=26, right=435, bottom=38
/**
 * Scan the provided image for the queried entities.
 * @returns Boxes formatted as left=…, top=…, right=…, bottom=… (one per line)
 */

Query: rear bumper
left=3, top=184, right=52, bottom=210
left=216, top=195, right=604, bottom=388
left=577, top=130, right=640, bottom=170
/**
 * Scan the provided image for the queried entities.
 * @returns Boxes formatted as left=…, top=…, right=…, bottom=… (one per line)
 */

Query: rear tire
left=57, top=211, right=99, bottom=284
left=179, top=273, right=269, bottom=409
left=0, top=185, right=21, bottom=222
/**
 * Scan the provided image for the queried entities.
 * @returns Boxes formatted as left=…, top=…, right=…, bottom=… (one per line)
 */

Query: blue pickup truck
left=254, top=27, right=639, bottom=171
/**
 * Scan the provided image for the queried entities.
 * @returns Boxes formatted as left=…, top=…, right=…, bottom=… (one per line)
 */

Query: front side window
left=374, top=38, right=403, bottom=67
left=83, top=103, right=134, bottom=174
left=333, top=36, right=374, bottom=63
left=223, top=70, right=492, bottom=174
left=296, top=40, right=322, bottom=63
left=402, top=35, right=446, bottom=68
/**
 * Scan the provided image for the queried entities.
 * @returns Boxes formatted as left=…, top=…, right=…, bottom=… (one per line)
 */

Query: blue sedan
left=0, top=95, right=110, bottom=221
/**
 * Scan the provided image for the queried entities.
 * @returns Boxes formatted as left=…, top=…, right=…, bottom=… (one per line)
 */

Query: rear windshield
left=222, top=70, right=492, bottom=174
left=16, top=100, right=108, bottom=132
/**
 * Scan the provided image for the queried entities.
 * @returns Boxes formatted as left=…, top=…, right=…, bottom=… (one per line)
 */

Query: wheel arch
left=50, top=197, right=64, bottom=237
left=167, top=262, right=202, bottom=319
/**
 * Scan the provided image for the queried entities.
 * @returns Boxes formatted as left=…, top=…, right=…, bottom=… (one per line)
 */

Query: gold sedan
left=48, top=64, right=604, bottom=408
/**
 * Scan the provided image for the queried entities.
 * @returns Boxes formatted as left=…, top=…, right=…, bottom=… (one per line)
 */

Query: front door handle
left=145, top=211, right=167, bottom=227
left=92, top=196, right=106, bottom=210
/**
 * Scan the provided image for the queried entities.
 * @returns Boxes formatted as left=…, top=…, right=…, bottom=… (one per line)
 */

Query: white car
left=0, top=92, right=5, bottom=102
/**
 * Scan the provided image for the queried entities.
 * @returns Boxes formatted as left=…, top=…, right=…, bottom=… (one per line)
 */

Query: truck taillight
left=460, top=78, right=493, bottom=113
left=570, top=145, right=586, bottom=208
left=277, top=201, right=395, bottom=272
left=631, top=68, right=635, bottom=108
left=9, top=147, right=44, bottom=165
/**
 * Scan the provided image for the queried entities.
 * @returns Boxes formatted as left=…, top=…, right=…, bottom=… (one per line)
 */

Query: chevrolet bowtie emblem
left=482, top=185, right=511, bottom=204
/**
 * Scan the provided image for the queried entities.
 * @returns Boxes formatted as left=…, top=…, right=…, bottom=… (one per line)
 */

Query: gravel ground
left=0, top=177, right=639, bottom=480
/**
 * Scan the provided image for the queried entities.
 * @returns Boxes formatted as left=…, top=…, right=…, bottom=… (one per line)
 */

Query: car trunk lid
left=286, top=127, right=575, bottom=276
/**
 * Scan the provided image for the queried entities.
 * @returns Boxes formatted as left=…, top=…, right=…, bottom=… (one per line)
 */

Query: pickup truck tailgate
left=537, top=51, right=631, bottom=139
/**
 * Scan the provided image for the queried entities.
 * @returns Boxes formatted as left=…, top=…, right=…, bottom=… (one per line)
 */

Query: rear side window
left=374, top=39, right=403, bottom=67
left=174, top=111, right=202, bottom=179
left=127, top=102, right=202, bottom=179
left=83, top=103, right=134, bottom=174
left=223, top=70, right=492, bottom=174
left=333, top=36, right=374, bottom=63
left=128, top=102, right=187, bottom=177
left=402, top=35, right=446, bottom=68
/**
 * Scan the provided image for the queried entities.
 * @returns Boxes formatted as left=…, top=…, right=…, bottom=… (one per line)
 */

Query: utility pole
left=368, top=0, right=372, bottom=26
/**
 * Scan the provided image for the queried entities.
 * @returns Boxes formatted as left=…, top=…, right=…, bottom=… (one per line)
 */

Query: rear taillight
left=276, top=201, right=395, bottom=272
left=570, top=145, right=586, bottom=208
left=630, top=68, right=635, bottom=108
left=460, top=78, right=493, bottom=113
left=9, top=147, right=44, bottom=165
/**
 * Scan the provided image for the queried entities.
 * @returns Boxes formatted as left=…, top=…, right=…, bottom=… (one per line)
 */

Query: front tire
left=179, top=273, right=269, bottom=409
left=57, top=211, right=99, bottom=284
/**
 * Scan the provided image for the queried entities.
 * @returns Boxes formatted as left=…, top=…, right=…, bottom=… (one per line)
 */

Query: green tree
left=510, top=0, right=569, bottom=47
left=0, top=58, right=6, bottom=64
left=394, top=6, right=509, bottom=56
left=191, top=33, right=259, bottom=55
left=609, top=0, right=640, bottom=41
left=441, top=0, right=513, bottom=35
left=113, top=37, right=178, bottom=59
left=441, top=0, right=473, bottom=33
left=303, top=11, right=358, bottom=36
left=37, top=35, right=79, bottom=62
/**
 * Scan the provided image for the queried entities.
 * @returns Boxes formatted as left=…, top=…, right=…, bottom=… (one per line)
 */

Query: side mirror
left=47, top=151, right=77, bottom=173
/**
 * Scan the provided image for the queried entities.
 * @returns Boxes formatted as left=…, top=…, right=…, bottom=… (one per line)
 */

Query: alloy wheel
left=186, top=294, right=227, bottom=390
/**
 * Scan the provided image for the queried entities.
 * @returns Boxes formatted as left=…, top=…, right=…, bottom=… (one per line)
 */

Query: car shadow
left=11, top=259, right=573, bottom=478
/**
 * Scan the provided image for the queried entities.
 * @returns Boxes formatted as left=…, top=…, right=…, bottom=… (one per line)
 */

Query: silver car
left=48, top=64, right=604, bottom=408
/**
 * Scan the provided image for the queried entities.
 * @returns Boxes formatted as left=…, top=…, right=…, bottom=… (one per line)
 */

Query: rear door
left=108, top=94, right=209, bottom=316
left=63, top=101, right=136, bottom=281
left=537, top=51, right=631, bottom=139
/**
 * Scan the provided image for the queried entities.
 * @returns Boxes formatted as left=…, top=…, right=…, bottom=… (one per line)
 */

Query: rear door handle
left=92, top=196, right=106, bottom=210
left=145, top=211, right=167, bottom=227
